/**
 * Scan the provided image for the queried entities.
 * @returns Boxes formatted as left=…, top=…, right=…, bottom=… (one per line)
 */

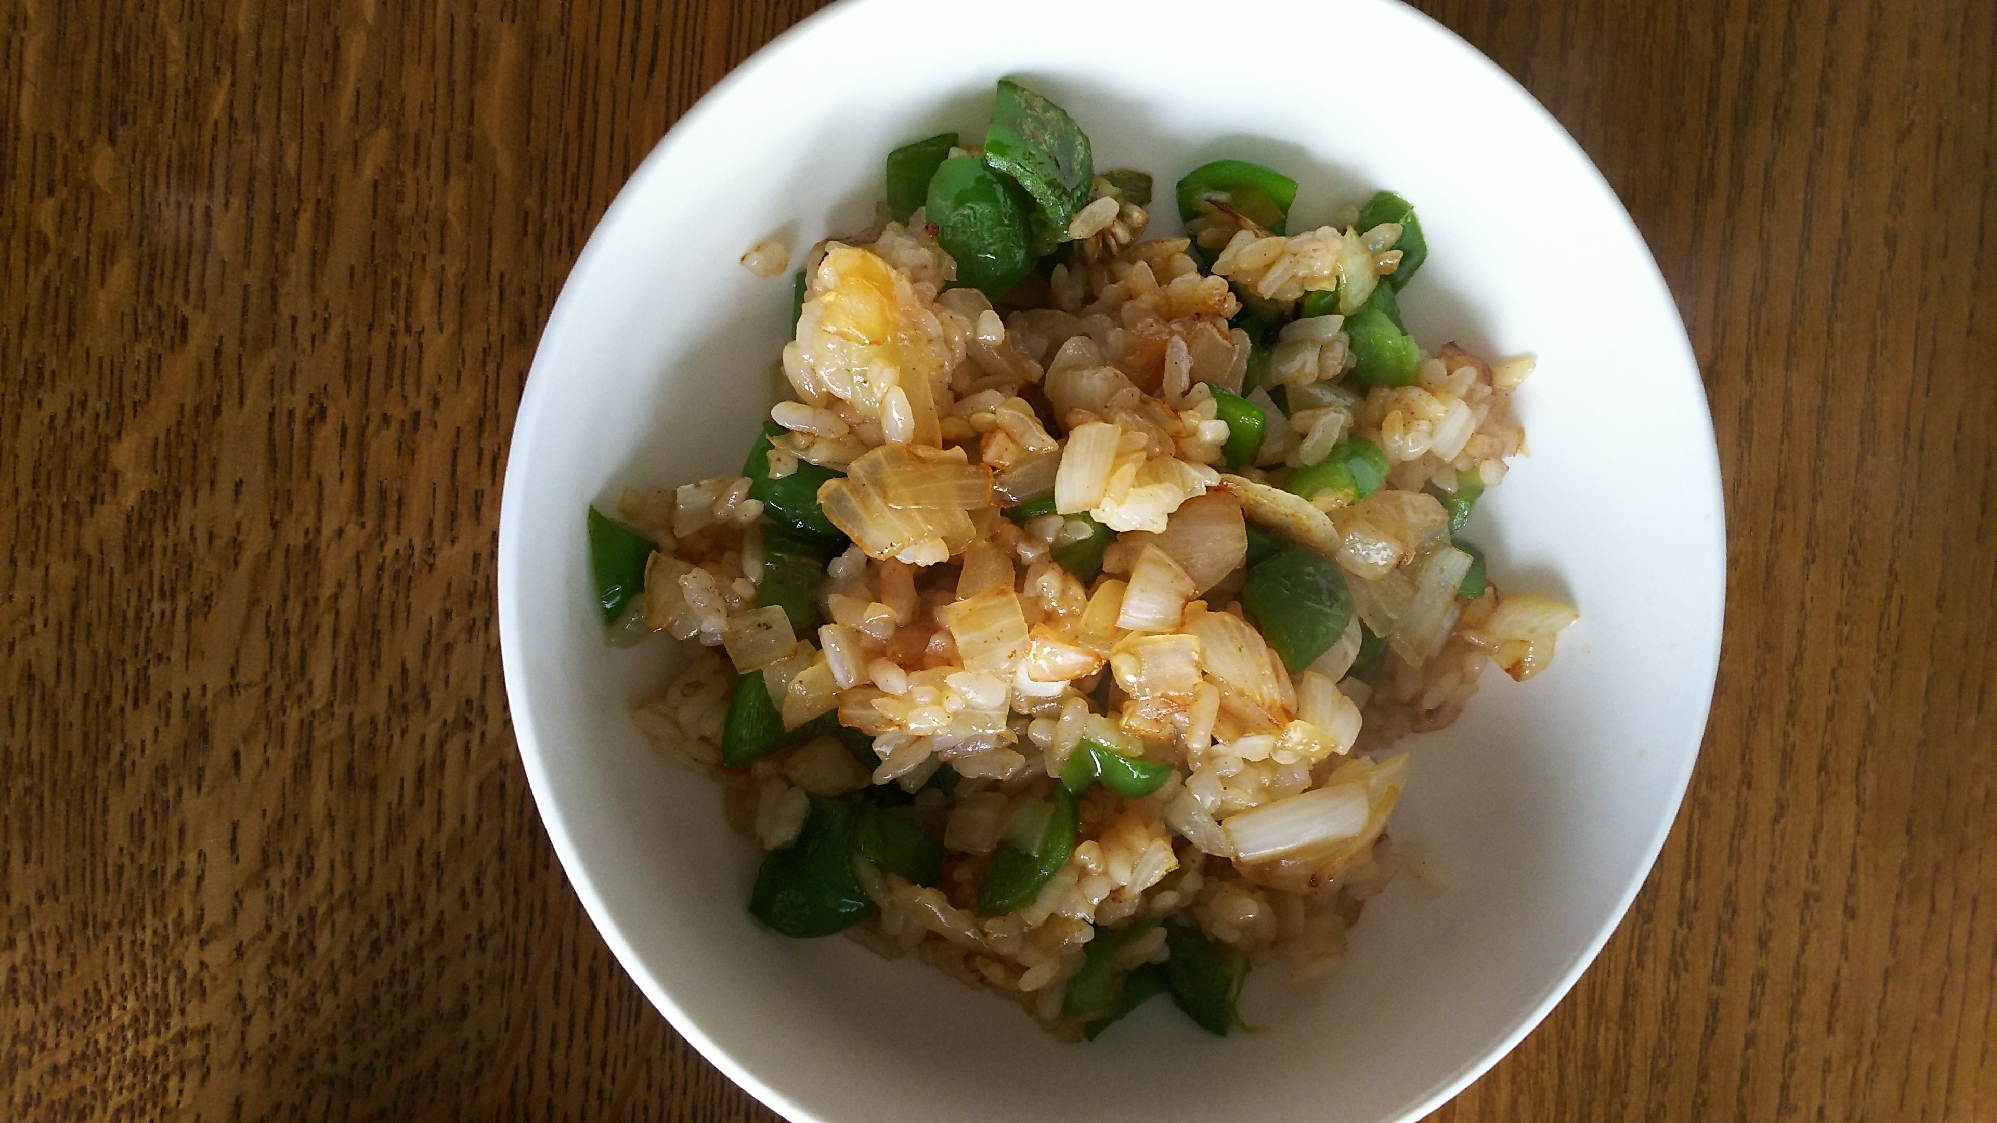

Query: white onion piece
left=1116, top=545, right=1197, bottom=632
left=1144, top=493, right=1246, bottom=593
left=1347, top=566, right=1416, bottom=637
left=1308, top=615, right=1362, bottom=680
left=942, top=588, right=1030, bottom=677
left=1223, top=782, right=1370, bottom=861
left=1055, top=422, right=1122, bottom=514
left=1390, top=544, right=1474, bottom=666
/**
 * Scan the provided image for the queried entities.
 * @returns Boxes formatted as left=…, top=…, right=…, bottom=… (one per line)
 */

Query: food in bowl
left=590, top=79, right=1576, bottom=1040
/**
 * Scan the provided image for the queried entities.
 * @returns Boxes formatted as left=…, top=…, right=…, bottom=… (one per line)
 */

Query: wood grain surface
left=3, top=0, right=1991, bottom=1119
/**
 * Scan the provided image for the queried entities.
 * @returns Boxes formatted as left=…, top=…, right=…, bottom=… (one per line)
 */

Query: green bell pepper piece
left=1454, top=538, right=1487, bottom=600
left=983, top=79, right=1095, bottom=236
left=1243, top=519, right=1286, bottom=568
left=1349, top=624, right=1389, bottom=680
left=721, top=669, right=838, bottom=767
left=1206, top=384, right=1266, bottom=471
left=1429, top=469, right=1485, bottom=534
left=1355, top=190, right=1427, bottom=290
left=977, top=786, right=1079, bottom=916
left=1083, top=963, right=1169, bottom=1040
left=927, top=154, right=1036, bottom=301
left=587, top=506, right=657, bottom=624
left=1175, top=159, right=1298, bottom=235
left=885, top=131, right=958, bottom=222
left=851, top=802, right=944, bottom=887
left=1287, top=436, right=1391, bottom=507
left=1164, top=923, right=1250, bottom=1035
left=749, top=798, right=874, bottom=938
left=1059, top=739, right=1172, bottom=799
left=1241, top=545, right=1354, bottom=672
left=1347, top=282, right=1421, bottom=388
left=1100, top=168, right=1152, bottom=207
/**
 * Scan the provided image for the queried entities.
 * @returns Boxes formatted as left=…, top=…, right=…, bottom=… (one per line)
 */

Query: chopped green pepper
left=1287, top=436, right=1392, bottom=506
left=984, top=79, right=1095, bottom=237
left=1300, top=289, right=1338, bottom=318
left=1234, top=312, right=1274, bottom=393
left=1241, top=545, right=1354, bottom=672
left=1455, top=538, right=1487, bottom=600
left=749, top=798, right=874, bottom=938
left=756, top=520, right=835, bottom=633
left=1059, top=739, right=1173, bottom=799
left=927, top=154, right=1036, bottom=301
left=721, top=669, right=838, bottom=767
left=851, top=803, right=944, bottom=887
left=1003, top=493, right=1113, bottom=582
left=1003, top=492, right=1058, bottom=522
left=1349, top=624, right=1389, bottom=680
left=744, top=423, right=847, bottom=544
left=977, top=786, right=1079, bottom=916
left=885, top=131, right=957, bottom=222
left=1429, top=469, right=1485, bottom=534
left=1355, top=190, right=1427, bottom=290
left=1100, top=168, right=1152, bottom=207
left=1206, top=384, right=1266, bottom=471
left=1164, top=923, right=1249, bottom=1035
left=1063, top=931, right=1121, bottom=1020
left=1175, top=159, right=1298, bottom=234
left=1347, top=282, right=1422, bottom=388
left=1083, top=963, right=1169, bottom=1040
left=587, top=506, right=657, bottom=624
left=1244, top=519, right=1286, bottom=568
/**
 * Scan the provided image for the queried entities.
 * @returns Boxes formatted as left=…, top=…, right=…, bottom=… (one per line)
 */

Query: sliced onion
left=941, top=587, right=1030, bottom=677
left=1347, top=566, right=1416, bottom=636
left=1183, top=606, right=1294, bottom=719
left=1115, top=545, right=1197, bottom=632
left=1074, top=578, right=1128, bottom=655
left=1055, top=422, right=1122, bottom=514
left=1144, top=493, right=1246, bottom=593
left=1389, top=544, right=1473, bottom=666
left=993, top=451, right=1060, bottom=505
left=722, top=605, right=798, bottom=673
left=956, top=543, right=1015, bottom=599
left=1109, top=632, right=1205, bottom=698
left=1308, top=615, right=1363, bottom=680
left=1223, top=783, right=1370, bottom=861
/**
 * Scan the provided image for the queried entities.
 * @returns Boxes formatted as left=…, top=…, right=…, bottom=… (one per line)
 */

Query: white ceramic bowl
left=497, top=1, right=1725, bottom=1119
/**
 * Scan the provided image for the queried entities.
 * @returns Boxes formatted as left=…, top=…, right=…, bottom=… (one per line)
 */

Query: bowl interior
left=497, top=2, right=1725, bottom=1120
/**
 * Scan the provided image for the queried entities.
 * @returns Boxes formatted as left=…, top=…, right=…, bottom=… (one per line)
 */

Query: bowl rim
left=497, top=0, right=1726, bottom=1119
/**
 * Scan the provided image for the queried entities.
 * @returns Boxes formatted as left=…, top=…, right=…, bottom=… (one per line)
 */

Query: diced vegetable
left=1456, top=538, right=1487, bottom=599
left=587, top=506, right=657, bottom=624
left=1206, top=384, right=1266, bottom=471
left=1429, top=468, right=1485, bottom=534
left=1288, top=436, right=1392, bottom=506
left=1084, top=962, right=1169, bottom=1040
left=1100, top=168, right=1152, bottom=207
left=1243, top=518, right=1285, bottom=567
left=749, top=797, right=874, bottom=938
left=1362, top=269, right=1405, bottom=329
left=1060, top=738, right=1173, bottom=798
left=1356, top=190, right=1427, bottom=290
left=1390, top=544, right=1474, bottom=665
left=983, top=79, right=1095, bottom=236
left=1223, top=782, right=1370, bottom=861
left=1236, top=313, right=1273, bottom=393
left=757, top=519, right=836, bottom=633
left=1347, top=284, right=1421, bottom=388
left=1164, top=924, right=1249, bottom=1035
left=1063, top=930, right=1121, bottom=1019
left=927, top=154, right=1036, bottom=300
left=1299, top=289, right=1338, bottom=318
left=1145, top=493, right=1247, bottom=593
left=743, top=423, right=847, bottom=543
left=885, top=131, right=957, bottom=222
left=1241, top=545, right=1354, bottom=672
left=1052, top=512, right=1115, bottom=583
left=722, top=669, right=838, bottom=767
left=851, top=802, right=945, bottom=887
left=1349, top=624, right=1389, bottom=679
left=977, top=785, right=1078, bottom=916
left=1003, top=493, right=1058, bottom=522
left=1175, top=159, right=1298, bottom=234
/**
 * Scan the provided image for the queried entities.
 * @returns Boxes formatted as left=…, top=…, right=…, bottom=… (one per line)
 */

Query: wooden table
left=5, top=0, right=1991, bottom=1118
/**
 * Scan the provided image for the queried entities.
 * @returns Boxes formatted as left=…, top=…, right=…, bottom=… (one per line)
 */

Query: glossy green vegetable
left=1243, top=519, right=1286, bottom=568
left=1230, top=282, right=1288, bottom=324
left=1083, top=963, right=1169, bottom=1040
left=791, top=269, right=807, bottom=329
left=1063, top=931, right=1121, bottom=1019
left=885, top=131, right=957, bottom=222
left=1060, top=739, right=1173, bottom=798
left=743, top=423, right=847, bottom=543
left=1300, top=289, right=1338, bottom=318
left=1164, top=924, right=1249, bottom=1035
left=1347, top=283, right=1422, bottom=388
left=1235, top=312, right=1274, bottom=393
left=1350, top=624, right=1389, bottom=680
left=835, top=725, right=878, bottom=769
left=1355, top=190, right=1427, bottom=290
left=977, top=786, right=1079, bottom=916
left=749, top=798, right=874, bottom=938
left=1100, top=168, right=1152, bottom=207
left=1287, top=436, right=1392, bottom=506
left=1241, top=545, right=1354, bottom=672
left=984, top=79, right=1095, bottom=235
left=1430, top=469, right=1485, bottom=534
left=1004, top=493, right=1058, bottom=522
left=851, top=803, right=944, bottom=887
left=1007, top=495, right=1114, bottom=583
left=927, top=154, right=1036, bottom=300
left=756, top=520, right=835, bottom=633
left=721, top=670, right=838, bottom=767
left=1455, top=538, right=1488, bottom=600
left=1206, top=384, right=1266, bottom=471
left=1175, top=159, right=1298, bottom=234
left=587, top=506, right=657, bottom=624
